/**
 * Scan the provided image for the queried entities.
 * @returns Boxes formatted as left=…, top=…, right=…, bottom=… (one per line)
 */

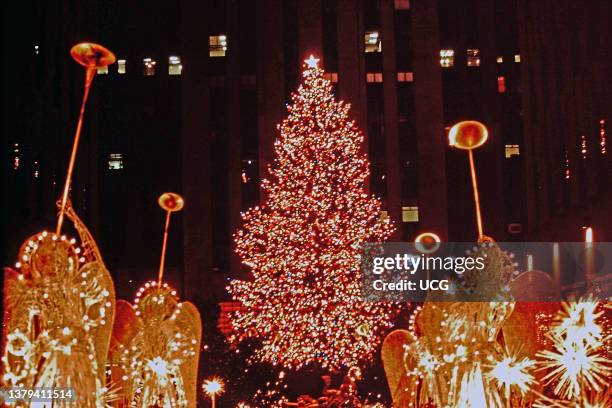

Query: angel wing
left=59, top=198, right=104, bottom=262
left=381, top=329, right=417, bottom=408
left=109, top=300, right=142, bottom=406
left=175, top=301, right=202, bottom=408
left=503, top=270, right=561, bottom=356
left=110, top=300, right=141, bottom=352
left=2, top=267, right=20, bottom=351
left=111, top=284, right=202, bottom=408
left=62, top=198, right=116, bottom=384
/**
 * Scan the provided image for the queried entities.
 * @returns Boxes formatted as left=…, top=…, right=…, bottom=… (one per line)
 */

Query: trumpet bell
left=414, top=232, right=441, bottom=254
left=70, top=42, right=116, bottom=67
left=158, top=192, right=185, bottom=212
left=448, top=120, right=488, bottom=150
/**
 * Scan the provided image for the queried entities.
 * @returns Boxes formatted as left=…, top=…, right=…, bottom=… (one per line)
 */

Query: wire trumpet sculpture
left=2, top=43, right=117, bottom=407
left=109, top=193, right=202, bottom=408
left=448, top=120, right=489, bottom=241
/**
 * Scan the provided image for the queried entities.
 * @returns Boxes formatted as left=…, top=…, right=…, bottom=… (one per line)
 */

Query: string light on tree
left=228, top=55, right=397, bottom=371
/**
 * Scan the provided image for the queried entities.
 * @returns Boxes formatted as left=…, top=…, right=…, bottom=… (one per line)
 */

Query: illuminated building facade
left=3, top=0, right=610, bottom=300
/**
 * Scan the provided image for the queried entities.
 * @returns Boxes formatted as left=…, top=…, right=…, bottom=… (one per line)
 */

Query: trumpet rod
left=158, top=210, right=172, bottom=285
left=56, top=66, right=96, bottom=235
left=468, top=149, right=484, bottom=240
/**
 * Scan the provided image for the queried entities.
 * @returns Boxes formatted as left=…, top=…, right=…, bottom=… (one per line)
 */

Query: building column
left=380, top=0, right=402, bottom=233
left=474, top=0, right=504, bottom=239
left=297, top=0, right=323, bottom=63
left=337, top=0, right=368, bottom=141
left=517, top=0, right=540, bottom=234
left=226, top=0, right=243, bottom=276
left=411, top=0, right=448, bottom=240
left=257, top=0, right=285, bottom=201
left=180, top=0, right=212, bottom=302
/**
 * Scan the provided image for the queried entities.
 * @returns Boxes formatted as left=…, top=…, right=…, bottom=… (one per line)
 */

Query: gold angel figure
left=382, top=123, right=560, bottom=406
left=109, top=283, right=202, bottom=407
left=109, top=193, right=202, bottom=407
left=383, top=241, right=525, bottom=407
left=2, top=199, right=116, bottom=407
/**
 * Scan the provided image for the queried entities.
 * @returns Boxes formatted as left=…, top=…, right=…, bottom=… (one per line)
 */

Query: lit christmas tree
left=229, top=56, right=396, bottom=371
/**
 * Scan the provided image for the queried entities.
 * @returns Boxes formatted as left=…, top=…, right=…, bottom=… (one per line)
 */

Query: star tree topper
left=305, top=54, right=320, bottom=68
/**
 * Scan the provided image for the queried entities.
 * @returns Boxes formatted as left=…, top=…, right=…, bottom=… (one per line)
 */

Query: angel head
left=15, top=231, right=83, bottom=281
left=134, top=281, right=180, bottom=322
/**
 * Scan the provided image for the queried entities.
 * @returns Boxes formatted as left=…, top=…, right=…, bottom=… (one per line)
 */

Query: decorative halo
left=70, top=42, right=116, bottom=67
left=414, top=232, right=441, bottom=254
left=448, top=120, right=488, bottom=150
left=158, top=192, right=185, bottom=212
left=15, top=231, right=82, bottom=279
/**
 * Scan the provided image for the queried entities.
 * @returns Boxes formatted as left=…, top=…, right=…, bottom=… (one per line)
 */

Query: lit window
left=96, top=66, right=108, bottom=75
left=397, top=72, right=414, bottom=82
left=366, top=73, right=383, bottom=83
left=600, top=119, right=607, bottom=155
left=504, top=144, right=520, bottom=158
left=507, top=223, right=522, bottom=234
left=143, top=58, right=156, bottom=76
left=13, top=143, right=20, bottom=170
left=108, top=153, right=124, bottom=170
left=467, top=49, right=480, bottom=67
left=242, top=159, right=257, bottom=183
left=324, top=72, right=338, bottom=83
left=118, top=59, right=126, bottom=74
left=394, top=0, right=410, bottom=9
left=440, top=49, right=454, bottom=67
left=496, top=56, right=503, bottom=63
left=514, top=54, right=521, bottom=63
left=210, top=35, right=228, bottom=57
left=402, top=206, right=419, bottom=222
left=497, top=76, right=506, bottom=93
left=365, top=31, right=382, bottom=53
left=168, top=56, right=182, bottom=75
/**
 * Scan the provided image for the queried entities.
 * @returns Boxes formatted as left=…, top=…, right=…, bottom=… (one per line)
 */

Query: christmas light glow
left=228, top=56, right=396, bottom=371
left=203, top=376, right=225, bottom=408
left=537, top=296, right=611, bottom=402
left=487, top=352, right=535, bottom=399
left=599, top=119, right=607, bottom=155
left=202, top=377, right=225, bottom=397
